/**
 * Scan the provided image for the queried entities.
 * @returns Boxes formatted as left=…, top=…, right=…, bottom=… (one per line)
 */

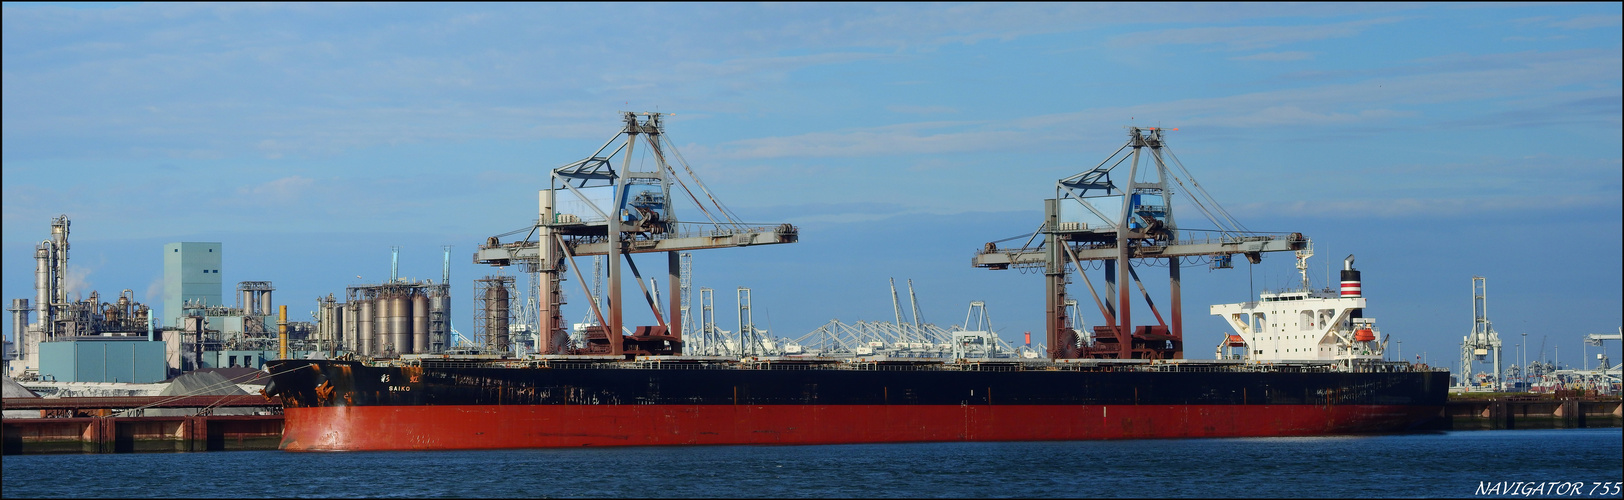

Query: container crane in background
left=474, top=112, right=798, bottom=358
left=972, top=126, right=1308, bottom=360
left=1459, top=276, right=1504, bottom=391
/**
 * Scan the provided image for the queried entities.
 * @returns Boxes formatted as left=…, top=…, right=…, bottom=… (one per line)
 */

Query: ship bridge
left=1211, top=253, right=1387, bottom=364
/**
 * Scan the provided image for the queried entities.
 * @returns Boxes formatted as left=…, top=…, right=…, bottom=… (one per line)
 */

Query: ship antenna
left=1294, top=240, right=1313, bottom=291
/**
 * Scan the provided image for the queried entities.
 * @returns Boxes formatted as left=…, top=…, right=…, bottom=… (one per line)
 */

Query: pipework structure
left=237, top=281, right=274, bottom=337
left=973, top=127, right=1308, bottom=360
left=473, top=276, right=515, bottom=354
left=9, top=215, right=160, bottom=380
left=475, top=112, right=798, bottom=358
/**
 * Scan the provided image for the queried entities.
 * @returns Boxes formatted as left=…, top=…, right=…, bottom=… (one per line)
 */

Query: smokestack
left=279, top=305, right=288, bottom=360
left=1340, top=254, right=1363, bottom=319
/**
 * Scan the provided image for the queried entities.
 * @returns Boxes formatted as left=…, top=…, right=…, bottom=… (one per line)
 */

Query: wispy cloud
left=886, top=105, right=958, bottom=115
left=1230, top=51, right=1316, bottom=62
left=700, top=120, right=1021, bottom=159
left=238, top=175, right=315, bottom=203
left=1231, top=193, right=1622, bottom=219
left=698, top=48, right=1618, bottom=161
left=1546, top=14, right=1622, bottom=30
left=1110, top=17, right=1405, bottom=51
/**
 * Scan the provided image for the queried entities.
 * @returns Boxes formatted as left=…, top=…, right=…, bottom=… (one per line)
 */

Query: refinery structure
left=4, top=216, right=320, bottom=384
left=8, top=216, right=163, bottom=383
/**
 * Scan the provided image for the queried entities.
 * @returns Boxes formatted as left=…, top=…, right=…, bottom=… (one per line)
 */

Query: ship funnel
left=1339, top=254, right=1363, bottom=318
left=1340, top=270, right=1362, bottom=297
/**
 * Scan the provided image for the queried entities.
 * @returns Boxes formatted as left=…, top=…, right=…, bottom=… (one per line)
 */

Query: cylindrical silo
left=11, top=299, right=28, bottom=360
left=376, top=294, right=394, bottom=355
left=412, top=293, right=430, bottom=354
left=342, top=301, right=358, bottom=354
left=315, top=299, right=329, bottom=346
left=242, top=289, right=255, bottom=315
left=358, top=298, right=375, bottom=356
left=487, top=285, right=509, bottom=353
left=330, top=304, right=344, bottom=350
left=318, top=297, right=343, bottom=351
left=35, top=244, right=50, bottom=329
left=260, top=291, right=274, bottom=319
left=391, top=294, right=412, bottom=355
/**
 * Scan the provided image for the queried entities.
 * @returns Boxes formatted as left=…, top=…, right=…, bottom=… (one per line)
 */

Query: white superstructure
left=1210, top=252, right=1387, bottom=365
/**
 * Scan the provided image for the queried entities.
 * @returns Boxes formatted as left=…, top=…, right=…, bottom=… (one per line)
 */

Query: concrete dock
left=1441, top=393, right=1623, bottom=430
left=2, top=395, right=283, bottom=454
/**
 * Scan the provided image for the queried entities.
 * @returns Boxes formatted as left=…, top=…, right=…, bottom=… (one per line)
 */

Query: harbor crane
left=474, top=112, right=797, bottom=357
left=1459, top=276, right=1505, bottom=391
left=1584, top=328, right=1620, bottom=376
left=973, top=127, right=1307, bottom=360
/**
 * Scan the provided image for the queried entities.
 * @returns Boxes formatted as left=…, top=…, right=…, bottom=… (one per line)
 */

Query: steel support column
left=667, top=251, right=682, bottom=353
left=1115, top=143, right=1143, bottom=359
left=1169, top=256, right=1183, bottom=358
left=1044, top=200, right=1071, bottom=359
left=607, top=117, right=635, bottom=357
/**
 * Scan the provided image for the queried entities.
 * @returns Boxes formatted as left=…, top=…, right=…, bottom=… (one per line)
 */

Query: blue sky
left=4, top=3, right=1620, bottom=372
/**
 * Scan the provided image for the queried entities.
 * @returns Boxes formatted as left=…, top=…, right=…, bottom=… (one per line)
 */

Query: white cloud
left=237, top=175, right=314, bottom=204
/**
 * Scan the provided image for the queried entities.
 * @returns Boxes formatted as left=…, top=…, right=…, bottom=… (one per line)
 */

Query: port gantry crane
left=475, top=112, right=798, bottom=358
left=973, top=127, right=1307, bottom=360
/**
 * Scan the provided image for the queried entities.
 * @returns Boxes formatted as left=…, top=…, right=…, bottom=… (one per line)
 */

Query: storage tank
left=11, top=299, right=28, bottom=361
left=487, top=285, right=509, bottom=353
left=260, top=290, right=274, bottom=319
left=391, top=294, right=413, bottom=355
left=342, top=301, right=358, bottom=354
left=35, top=244, right=49, bottom=331
left=323, top=300, right=344, bottom=350
left=377, top=294, right=395, bottom=355
left=412, top=293, right=430, bottom=354
left=358, top=298, right=375, bottom=356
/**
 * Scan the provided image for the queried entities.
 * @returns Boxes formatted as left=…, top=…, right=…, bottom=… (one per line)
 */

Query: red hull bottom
left=280, top=404, right=1441, bottom=451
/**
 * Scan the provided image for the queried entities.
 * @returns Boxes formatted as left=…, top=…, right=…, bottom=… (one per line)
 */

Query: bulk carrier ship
left=264, top=114, right=1447, bottom=451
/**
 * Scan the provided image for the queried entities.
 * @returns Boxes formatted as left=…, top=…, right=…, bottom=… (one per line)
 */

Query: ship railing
left=413, top=357, right=1438, bottom=373
left=419, top=360, right=507, bottom=369
left=959, top=363, right=1022, bottom=372
left=554, top=223, right=793, bottom=245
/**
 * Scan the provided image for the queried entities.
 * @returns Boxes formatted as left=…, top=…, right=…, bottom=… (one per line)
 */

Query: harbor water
left=3, top=428, right=1620, bottom=498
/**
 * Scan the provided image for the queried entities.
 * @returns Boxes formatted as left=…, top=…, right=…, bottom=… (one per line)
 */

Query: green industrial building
left=163, top=242, right=223, bottom=328
left=38, top=338, right=167, bottom=383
